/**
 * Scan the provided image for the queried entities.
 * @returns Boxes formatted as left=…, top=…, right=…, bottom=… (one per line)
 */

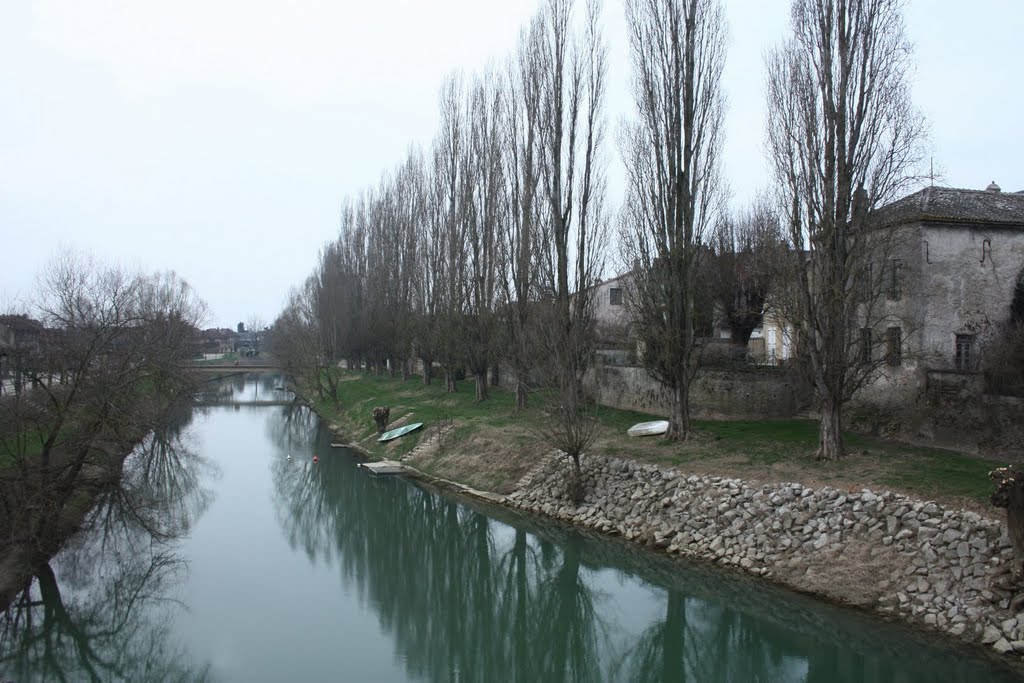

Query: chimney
left=986, top=181, right=1002, bottom=193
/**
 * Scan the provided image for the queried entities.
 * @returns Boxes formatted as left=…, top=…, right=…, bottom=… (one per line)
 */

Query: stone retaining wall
left=585, top=364, right=804, bottom=419
left=506, top=454, right=1024, bottom=657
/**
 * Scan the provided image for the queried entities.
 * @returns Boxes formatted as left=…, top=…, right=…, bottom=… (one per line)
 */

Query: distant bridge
left=187, top=359, right=283, bottom=377
left=193, top=397, right=298, bottom=407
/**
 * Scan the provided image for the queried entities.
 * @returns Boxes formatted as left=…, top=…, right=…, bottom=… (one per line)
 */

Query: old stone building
left=591, top=273, right=634, bottom=365
left=585, top=184, right=1024, bottom=444
left=854, top=183, right=1024, bottom=449
left=859, top=184, right=1024, bottom=380
left=877, top=183, right=1024, bottom=371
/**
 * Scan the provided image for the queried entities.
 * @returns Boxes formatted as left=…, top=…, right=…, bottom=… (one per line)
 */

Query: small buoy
left=286, top=453, right=292, bottom=460
left=313, top=455, right=319, bottom=463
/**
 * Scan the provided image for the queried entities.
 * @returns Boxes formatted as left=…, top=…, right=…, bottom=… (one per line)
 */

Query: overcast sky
left=2, top=0, right=1021, bottom=329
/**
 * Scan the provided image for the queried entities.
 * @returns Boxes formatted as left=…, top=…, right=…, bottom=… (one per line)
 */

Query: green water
left=1, top=374, right=1021, bottom=681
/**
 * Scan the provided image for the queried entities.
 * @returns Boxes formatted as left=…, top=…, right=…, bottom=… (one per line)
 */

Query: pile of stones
left=506, top=454, right=1022, bottom=656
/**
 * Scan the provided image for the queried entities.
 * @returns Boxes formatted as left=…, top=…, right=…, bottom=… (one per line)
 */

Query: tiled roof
left=874, top=186, right=1024, bottom=228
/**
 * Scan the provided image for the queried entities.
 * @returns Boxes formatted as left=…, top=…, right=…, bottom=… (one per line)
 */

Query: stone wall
left=586, top=363, right=803, bottom=419
left=846, top=369, right=1024, bottom=460
left=507, top=454, right=1024, bottom=657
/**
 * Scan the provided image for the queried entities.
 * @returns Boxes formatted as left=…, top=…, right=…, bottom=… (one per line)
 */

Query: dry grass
left=404, top=424, right=547, bottom=494
left=773, top=539, right=911, bottom=608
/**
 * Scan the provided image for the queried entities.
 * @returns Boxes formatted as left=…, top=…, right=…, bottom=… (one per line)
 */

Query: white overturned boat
left=627, top=420, right=669, bottom=437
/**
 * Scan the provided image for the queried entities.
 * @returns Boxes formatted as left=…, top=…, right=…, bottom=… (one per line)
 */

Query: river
left=1, top=373, right=1020, bottom=681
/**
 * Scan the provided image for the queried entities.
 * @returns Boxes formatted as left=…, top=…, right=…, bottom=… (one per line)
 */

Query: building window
left=861, top=328, right=872, bottom=364
left=856, top=263, right=874, bottom=302
left=609, top=287, right=623, bottom=306
left=955, top=334, right=975, bottom=372
left=886, top=327, right=902, bottom=366
left=887, top=259, right=902, bottom=300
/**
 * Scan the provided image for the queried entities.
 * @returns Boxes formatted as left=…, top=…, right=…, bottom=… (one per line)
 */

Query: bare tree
left=246, top=314, right=267, bottom=355
left=393, top=149, right=428, bottom=380
left=360, top=154, right=422, bottom=381
left=531, top=0, right=609, bottom=496
left=412, top=170, right=443, bottom=386
left=271, top=277, right=337, bottom=403
left=0, top=252, right=206, bottom=569
left=766, top=0, right=927, bottom=460
left=983, top=273, right=1024, bottom=397
left=710, top=195, right=784, bottom=354
left=431, top=75, right=471, bottom=393
left=619, top=0, right=728, bottom=440
left=313, top=240, right=346, bottom=370
left=501, top=18, right=545, bottom=410
left=462, top=72, right=507, bottom=401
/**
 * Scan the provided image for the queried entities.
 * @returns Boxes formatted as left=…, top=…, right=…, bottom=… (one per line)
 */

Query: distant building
left=0, top=315, right=46, bottom=394
left=0, top=314, right=44, bottom=352
left=201, top=328, right=238, bottom=354
left=0, top=321, right=12, bottom=350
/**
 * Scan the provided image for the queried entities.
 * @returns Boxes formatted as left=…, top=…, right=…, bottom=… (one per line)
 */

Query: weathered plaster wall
left=592, top=275, right=631, bottom=330
left=918, top=223, right=1024, bottom=368
left=585, top=364, right=803, bottom=419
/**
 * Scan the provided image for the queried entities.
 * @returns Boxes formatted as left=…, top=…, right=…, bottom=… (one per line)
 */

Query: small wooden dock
left=358, top=460, right=406, bottom=476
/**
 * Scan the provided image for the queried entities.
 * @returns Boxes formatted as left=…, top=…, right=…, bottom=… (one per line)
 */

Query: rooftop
left=875, top=185, right=1024, bottom=228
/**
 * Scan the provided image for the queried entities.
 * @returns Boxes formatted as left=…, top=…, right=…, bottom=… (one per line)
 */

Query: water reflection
left=0, top=400, right=214, bottom=682
left=195, top=372, right=293, bottom=406
left=272, top=449, right=613, bottom=681
left=270, top=405, right=1022, bottom=683
left=3, top=376, right=1020, bottom=682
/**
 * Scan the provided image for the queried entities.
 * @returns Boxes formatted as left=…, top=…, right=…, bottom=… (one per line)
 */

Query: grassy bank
left=312, top=371, right=1002, bottom=508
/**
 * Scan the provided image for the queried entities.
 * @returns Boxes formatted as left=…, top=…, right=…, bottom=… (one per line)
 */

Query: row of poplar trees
left=275, top=0, right=926, bottom=463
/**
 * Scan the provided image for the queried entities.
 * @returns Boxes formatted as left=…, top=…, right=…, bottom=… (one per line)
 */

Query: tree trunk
left=474, top=370, right=489, bottom=402
left=490, top=364, right=499, bottom=387
left=817, top=397, right=845, bottom=460
left=402, top=358, right=411, bottom=381
left=1008, top=499, right=1024, bottom=579
left=321, top=368, right=339, bottom=406
left=666, top=383, right=691, bottom=441
left=516, top=380, right=528, bottom=411
left=567, top=453, right=584, bottom=503
left=421, top=357, right=433, bottom=385
left=445, top=369, right=458, bottom=393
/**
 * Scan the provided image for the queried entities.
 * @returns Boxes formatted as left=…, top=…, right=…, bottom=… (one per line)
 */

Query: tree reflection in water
left=0, top=399, right=215, bottom=682
left=267, top=405, right=1024, bottom=683
left=8, top=383, right=1012, bottom=681
left=271, top=409, right=615, bottom=681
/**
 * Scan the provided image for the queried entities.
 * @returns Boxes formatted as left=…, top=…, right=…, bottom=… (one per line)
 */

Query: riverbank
left=305, top=371, right=1022, bottom=659
left=508, top=454, right=1023, bottom=657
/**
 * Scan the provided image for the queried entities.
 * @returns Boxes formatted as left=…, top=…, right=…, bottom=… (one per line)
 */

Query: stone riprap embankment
left=506, top=454, right=1024, bottom=657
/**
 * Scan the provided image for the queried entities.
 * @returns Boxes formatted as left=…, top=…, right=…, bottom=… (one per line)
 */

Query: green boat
left=377, top=422, right=424, bottom=442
